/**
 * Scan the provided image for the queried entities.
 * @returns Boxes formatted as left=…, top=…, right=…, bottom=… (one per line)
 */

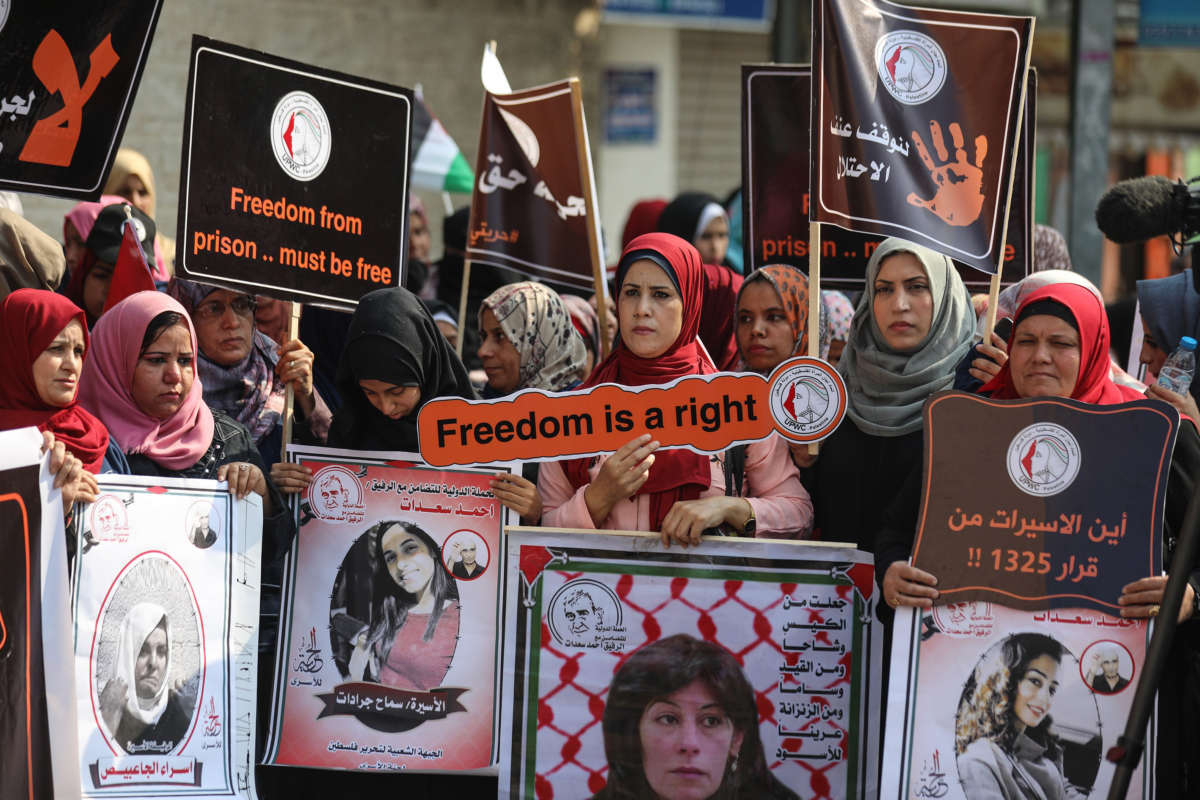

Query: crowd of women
left=2, top=152, right=1200, bottom=798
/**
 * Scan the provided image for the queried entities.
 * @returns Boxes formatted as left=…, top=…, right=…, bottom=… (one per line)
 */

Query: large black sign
left=742, top=64, right=1034, bottom=290
left=177, top=37, right=413, bottom=308
left=0, top=0, right=162, bottom=199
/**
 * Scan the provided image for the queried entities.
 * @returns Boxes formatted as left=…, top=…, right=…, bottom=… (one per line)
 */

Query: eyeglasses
left=194, top=296, right=257, bottom=321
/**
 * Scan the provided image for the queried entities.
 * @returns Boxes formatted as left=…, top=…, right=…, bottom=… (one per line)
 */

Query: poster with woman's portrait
left=73, top=475, right=263, bottom=799
left=500, top=527, right=883, bottom=800
left=882, top=605, right=1151, bottom=800
left=262, top=445, right=513, bottom=773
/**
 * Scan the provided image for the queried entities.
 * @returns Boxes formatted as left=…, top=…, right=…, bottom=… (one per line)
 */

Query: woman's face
left=192, top=289, right=255, bottom=366
left=131, top=323, right=194, bottom=419
left=1013, top=654, right=1059, bottom=731
left=117, top=174, right=153, bottom=216
left=32, top=319, right=85, bottom=407
left=135, top=624, right=168, bottom=700
left=1009, top=315, right=1081, bottom=398
left=638, top=679, right=744, bottom=800
left=737, top=280, right=795, bottom=372
left=380, top=525, right=435, bottom=597
left=477, top=306, right=521, bottom=394
left=82, top=261, right=114, bottom=321
left=695, top=216, right=729, bottom=266
left=872, top=252, right=933, bottom=351
left=64, top=220, right=87, bottom=273
left=618, top=259, right=684, bottom=360
left=436, top=320, right=459, bottom=350
left=358, top=380, right=421, bottom=420
left=1138, top=318, right=1168, bottom=379
left=409, top=212, right=431, bottom=263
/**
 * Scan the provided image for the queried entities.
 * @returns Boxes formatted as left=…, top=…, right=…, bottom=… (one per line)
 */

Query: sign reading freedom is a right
left=177, top=37, right=413, bottom=308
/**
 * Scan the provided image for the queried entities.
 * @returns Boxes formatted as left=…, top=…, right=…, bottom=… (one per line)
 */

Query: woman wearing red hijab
left=0, top=289, right=110, bottom=507
left=538, top=233, right=810, bottom=545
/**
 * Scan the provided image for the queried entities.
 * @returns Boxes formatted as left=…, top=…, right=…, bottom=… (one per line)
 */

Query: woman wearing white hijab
left=98, top=602, right=192, bottom=754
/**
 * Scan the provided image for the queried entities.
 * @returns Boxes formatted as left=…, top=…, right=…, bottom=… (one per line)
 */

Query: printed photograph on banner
left=883, top=605, right=1152, bottom=800
left=0, top=1, right=163, bottom=198
left=263, top=445, right=513, bottom=773
left=500, top=528, right=883, bottom=800
left=73, top=475, right=262, bottom=799
left=0, top=428, right=76, bottom=800
left=809, top=0, right=1034, bottom=273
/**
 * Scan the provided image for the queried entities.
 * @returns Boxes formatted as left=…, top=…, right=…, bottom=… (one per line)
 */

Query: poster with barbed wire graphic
left=499, top=528, right=882, bottom=800
left=73, top=474, right=262, bottom=799
left=263, top=445, right=514, bottom=774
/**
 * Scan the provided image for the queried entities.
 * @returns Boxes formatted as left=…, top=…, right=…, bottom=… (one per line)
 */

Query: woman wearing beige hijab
left=104, top=147, right=174, bottom=281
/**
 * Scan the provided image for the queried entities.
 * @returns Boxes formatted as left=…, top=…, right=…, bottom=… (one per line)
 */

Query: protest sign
left=742, top=63, right=1035, bottom=289
left=810, top=0, right=1033, bottom=274
left=466, top=78, right=604, bottom=293
left=880, top=392, right=1176, bottom=800
left=911, top=392, right=1177, bottom=613
left=0, top=0, right=162, bottom=199
left=417, top=356, right=847, bottom=467
left=499, top=527, right=882, bottom=799
left=176, top=36, right=413, bottom=309
left=884, top=607, right=1152, bottom=800
left=262, top=445, right=514, bottom=773
left=0, top=428, right=78, bottom=800
left=73, top=475, right=262, bottom=799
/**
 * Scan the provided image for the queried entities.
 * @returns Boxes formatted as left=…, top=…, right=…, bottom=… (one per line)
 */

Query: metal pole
left=1067, top=0, right=1114, bottom=288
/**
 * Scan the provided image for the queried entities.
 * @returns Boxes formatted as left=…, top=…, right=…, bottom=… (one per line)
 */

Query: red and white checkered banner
left=499, top=528, right=882, bottom=799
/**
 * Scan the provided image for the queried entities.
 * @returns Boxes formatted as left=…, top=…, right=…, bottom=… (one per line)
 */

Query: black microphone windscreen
left=1095, top=176, right=1184, bottom=244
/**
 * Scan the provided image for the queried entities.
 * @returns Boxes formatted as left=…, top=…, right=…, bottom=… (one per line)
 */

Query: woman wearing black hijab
left=657, top=191, right=731, bottom=267
left=327, top=287, right=476, bottom=451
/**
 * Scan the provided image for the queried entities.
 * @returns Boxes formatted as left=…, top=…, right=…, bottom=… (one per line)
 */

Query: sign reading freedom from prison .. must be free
left=176, top=36, right=413, bottom=308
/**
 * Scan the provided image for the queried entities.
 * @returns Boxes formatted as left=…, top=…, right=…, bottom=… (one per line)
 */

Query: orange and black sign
left=0, top=465, right=51, bottom=800
left=0, top=0, right=163, bottom=199
left=911, top=392, right=1177, bottom=613
left=176, top=37, right=413, bottom=308
left=810, top=0, right=1033, bottom=274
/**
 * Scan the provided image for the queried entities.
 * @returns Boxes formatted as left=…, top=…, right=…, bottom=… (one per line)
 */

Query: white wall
left=595, top=23, right=679, bottom=264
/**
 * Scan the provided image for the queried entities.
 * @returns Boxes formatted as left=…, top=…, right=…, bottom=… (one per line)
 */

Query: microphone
left=1094, top=176, right=1200, bottom=244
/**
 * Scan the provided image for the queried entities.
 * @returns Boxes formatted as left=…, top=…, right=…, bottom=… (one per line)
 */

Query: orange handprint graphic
left=907, top=120, right=988, bottom=227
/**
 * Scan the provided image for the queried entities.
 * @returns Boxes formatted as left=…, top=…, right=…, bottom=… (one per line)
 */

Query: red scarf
left=564, top=233, right=714, bottom=529
left=0, top=289, right=109, bottom=472
left=981, top=283, right=1143, bottom=405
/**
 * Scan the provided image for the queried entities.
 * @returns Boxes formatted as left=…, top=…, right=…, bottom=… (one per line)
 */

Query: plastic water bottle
left=1157, top=336, right=1197, bottom=395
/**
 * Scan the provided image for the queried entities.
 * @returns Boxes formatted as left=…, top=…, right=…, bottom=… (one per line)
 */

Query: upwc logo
left=1006, top=423, right=1081, bottom=497
left=271, top=90, right=331, bottom=181
left=875, top=30, right=948, bottom=106
left=767, top=357, right=847, bottom=443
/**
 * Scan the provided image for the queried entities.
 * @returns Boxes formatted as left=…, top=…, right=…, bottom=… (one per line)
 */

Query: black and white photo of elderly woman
left=98, top=602, right=193, bottom=754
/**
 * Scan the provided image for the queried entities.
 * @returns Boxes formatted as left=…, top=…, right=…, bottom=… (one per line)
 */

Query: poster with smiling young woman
left=262, top=445, right=513, bottom=773
left=499, top=527, right=882, bottom=800
left=72, top=474, right=262, bottom=800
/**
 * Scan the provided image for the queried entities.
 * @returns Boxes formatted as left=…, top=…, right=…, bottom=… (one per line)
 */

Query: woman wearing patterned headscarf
left=478, top=281, right=588, bottom=523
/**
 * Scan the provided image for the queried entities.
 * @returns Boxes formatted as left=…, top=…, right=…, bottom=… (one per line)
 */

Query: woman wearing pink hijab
left=77, top=291, right=286, bottom=520
left=62, top=194, right=127, bottom=276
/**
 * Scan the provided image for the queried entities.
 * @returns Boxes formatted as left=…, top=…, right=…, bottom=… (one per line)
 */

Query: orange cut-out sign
left=417, top=356, right=847, bottom=467
left=19, top=30, right=120, bottom=167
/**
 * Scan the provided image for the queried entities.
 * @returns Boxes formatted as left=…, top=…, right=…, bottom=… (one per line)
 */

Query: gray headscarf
left=838, top=238, right=975, bottom=436
left=1138, top=269, right=1200, bottom=400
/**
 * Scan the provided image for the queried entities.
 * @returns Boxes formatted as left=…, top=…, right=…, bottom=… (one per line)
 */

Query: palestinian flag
left=411, top=86, right=474, bottom=194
